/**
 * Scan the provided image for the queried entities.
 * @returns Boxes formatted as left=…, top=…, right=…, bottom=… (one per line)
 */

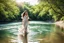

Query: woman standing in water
left=21, top=10, right=29, bottom=31
left=18, top=10, right=29, bottom=43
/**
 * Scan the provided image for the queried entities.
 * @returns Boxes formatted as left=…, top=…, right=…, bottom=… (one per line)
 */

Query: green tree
left=0, top=0, right=19, bottom=22
left=39, top=0, right=64, bottom=21
left=23, top=2, right=53, bottom=21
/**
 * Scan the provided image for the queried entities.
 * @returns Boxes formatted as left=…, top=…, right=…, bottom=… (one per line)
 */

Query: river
left=0, top=21, right=64, bottom=43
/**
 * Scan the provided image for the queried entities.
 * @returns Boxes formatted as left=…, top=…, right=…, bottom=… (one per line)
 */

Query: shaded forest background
left=0, top=0, right=64, bottom=23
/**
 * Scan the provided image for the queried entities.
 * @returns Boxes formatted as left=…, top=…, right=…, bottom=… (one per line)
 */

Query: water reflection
left=29, top=23, right=55, bottom=42
left=0, top=23, right=18, bottom=43
left=0, top=29, right=13, bottom=43
left=39, top=25, right=64, bottom=43
left=0, top=21, right=64, bottom=43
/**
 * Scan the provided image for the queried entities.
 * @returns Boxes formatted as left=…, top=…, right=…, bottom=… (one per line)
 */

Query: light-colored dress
left=18, top=14, right=29, bottom=43
left=22, top=15, right=29, bottom=28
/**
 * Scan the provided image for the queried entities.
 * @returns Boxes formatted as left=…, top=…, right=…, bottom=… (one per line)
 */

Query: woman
left=21, top=10, right=29, bottom=29
left=18, top=10, right=29, bottom=43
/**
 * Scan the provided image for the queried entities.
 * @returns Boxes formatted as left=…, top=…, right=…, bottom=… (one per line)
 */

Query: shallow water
left=0, top=21, right=56, bottom=43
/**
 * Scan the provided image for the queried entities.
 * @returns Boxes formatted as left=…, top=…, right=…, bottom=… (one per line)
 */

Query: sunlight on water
left=0, top=21, right=55, bottom=43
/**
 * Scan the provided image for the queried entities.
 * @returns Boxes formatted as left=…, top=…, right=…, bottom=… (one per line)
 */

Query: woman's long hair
left=21, top=10, right=28, bottom=18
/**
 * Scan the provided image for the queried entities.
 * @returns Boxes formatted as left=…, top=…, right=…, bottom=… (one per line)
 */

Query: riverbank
left=55, top=21, right=64, bottom=29
left=0, top=20, right=21, bottom=24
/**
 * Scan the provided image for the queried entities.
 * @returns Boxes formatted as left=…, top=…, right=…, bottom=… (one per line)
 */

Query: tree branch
left=47, top=0, right=64, bottom=16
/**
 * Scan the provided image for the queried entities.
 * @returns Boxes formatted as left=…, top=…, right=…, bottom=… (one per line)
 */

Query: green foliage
left=61, top=17, right=64, bottom=20
left=0, top=0, right=64, bottom=22
left=39, top=0, right=64, bottom=21
left=0, top=0, right=19, bottom=22
left=23, top=2, right=53, bottom=21
left=23, top=0, right=64, bottom=21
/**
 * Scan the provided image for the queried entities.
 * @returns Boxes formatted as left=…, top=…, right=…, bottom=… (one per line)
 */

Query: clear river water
left=0, top=21, right=63, bottom=43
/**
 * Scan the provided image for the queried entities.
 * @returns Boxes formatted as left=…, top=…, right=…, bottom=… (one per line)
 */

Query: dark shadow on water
left=0, top=29, right=15, bottom=43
